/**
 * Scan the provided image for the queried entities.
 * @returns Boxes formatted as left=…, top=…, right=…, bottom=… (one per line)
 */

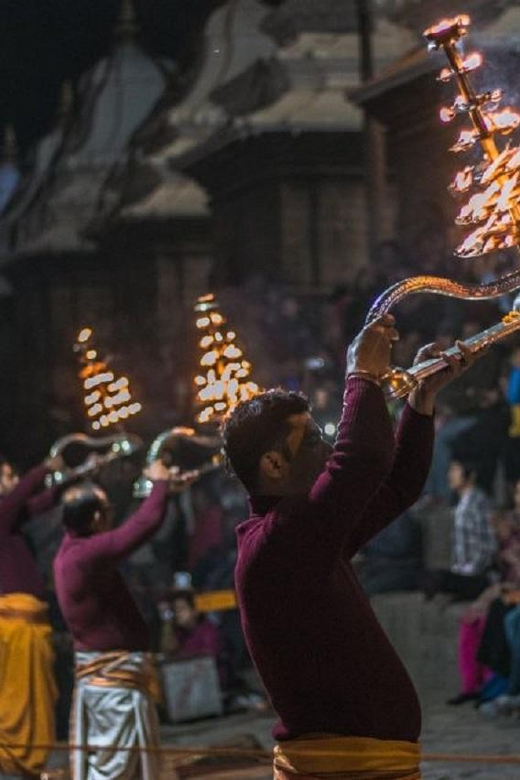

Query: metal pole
left=356, top=0, right=388, bottom=263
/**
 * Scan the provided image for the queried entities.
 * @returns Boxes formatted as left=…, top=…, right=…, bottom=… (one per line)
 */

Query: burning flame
left=437, top=67, right=453, bottom=83
left=424, top=12, right=520, bottom=258
left=449, top=167, right=474, bottom=194
left=496, top=173, right=520, bottom=212
left=487, top=109, right=520, bottom=135
left=450, top=129, right=479, bottom=153
left=424, top=15, right=470, bottom=39
left=461, top=52, right=483, bottom=73
left=480, top=146, right=512, bottom=185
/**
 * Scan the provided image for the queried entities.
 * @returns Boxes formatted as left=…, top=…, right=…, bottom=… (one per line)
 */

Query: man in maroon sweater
left=0, top=453, right=64, bottom=779
left=54, top=460, right=176, bottom=780
left=223, top=315, right=477, bottom=780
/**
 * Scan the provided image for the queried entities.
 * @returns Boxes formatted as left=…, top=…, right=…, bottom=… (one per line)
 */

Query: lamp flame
left=424, top=13, right=520, bottom=258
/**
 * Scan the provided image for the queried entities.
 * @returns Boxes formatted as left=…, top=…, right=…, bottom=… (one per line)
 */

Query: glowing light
left=201, top=351, right=218, bottom=366
left=440, top=107, right=455, bottom=123
left=423, top=15, right=470, bottom=49
left=78, top=328, right=92, bottom=343
left=449, top=167, right=474, bottom=193
left=193, top=294, right=262, bottom=423
left=488, top=108, right=520, bottom=135
left=480, top=147, right=512, bottom=185
left=107, top=378, right=129, bottom=393
left=496, top=172, right=519, bottom=212
left=324, top=423, right=337, bottom=437
left=425, top=13, right=520, bottom=259
left=74, top=328, right=142, bottom=431
left=437, top=67, right=453, bottom=83
left=450, top=129, right=479, bottom=153
left=461, top=52, right=482, bottom=73
left=223, top=345, right=243, bottom=359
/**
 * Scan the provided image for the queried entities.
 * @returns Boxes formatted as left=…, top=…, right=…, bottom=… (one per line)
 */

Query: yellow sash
left=75, top=650, right=161, bottom=702
left=0, top=593, right=57, bottom=776
left=274, top=735, right=421, bottom=779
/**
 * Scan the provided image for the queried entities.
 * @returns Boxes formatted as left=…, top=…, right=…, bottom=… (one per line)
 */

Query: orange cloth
left=0, top=593, right=57, bottom=777
left=273, top=735, right=421, bottom=779
left=75, top=649, right=161, bottom=702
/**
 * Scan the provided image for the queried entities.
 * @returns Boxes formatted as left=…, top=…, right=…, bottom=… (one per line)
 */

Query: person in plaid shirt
left=451, top=459, right=496, bottom=577
left=425, top=458, right=496, bottom=601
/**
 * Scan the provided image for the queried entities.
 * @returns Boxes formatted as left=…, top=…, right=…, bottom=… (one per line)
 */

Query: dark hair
left=221, top=390, right=310, bottom=492
left=451, top=458, right=478, bottom=482
left=61, top=484, right=105, bottom=537
left=171, top=589, right=196, bottom=609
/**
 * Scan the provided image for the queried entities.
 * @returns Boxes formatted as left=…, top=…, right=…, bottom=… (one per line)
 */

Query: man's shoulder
left=236, top=498, right=307, bottom=542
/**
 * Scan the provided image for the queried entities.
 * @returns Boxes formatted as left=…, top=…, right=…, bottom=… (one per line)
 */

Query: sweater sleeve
left=0, top=465, right=48, bottom=537
left=307, top=377, right=394, bottom=508
left=77, top=481, right=169, bottom=565
left=27, top=486, right=62, bottom=517
left=345, top=403, right=434, bottom=557
left=268, top=377, right=395, bottom=552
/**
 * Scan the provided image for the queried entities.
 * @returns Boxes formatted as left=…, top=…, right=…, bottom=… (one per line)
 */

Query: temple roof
left=352, top=7, right=520, bottom=109
left=0, top=0, right=167, bottom=261
left=103, top=0, right=415, bottom=219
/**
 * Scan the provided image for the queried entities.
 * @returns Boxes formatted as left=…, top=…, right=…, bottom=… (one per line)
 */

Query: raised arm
left=306, top=314, right=399, bottom=515
left=307, top=376, right=395, bottom=513
left=345, top=402, right=434, bottom=556
left=0, top=465, right=48, bottom=536
left=80, top=480, right=170, bottom=564
left=345, top=339, right=482, bottom=557
left=267, top=319, right=398, bottom=555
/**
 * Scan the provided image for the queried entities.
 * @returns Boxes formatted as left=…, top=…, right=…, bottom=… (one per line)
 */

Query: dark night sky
left=0, top=0, right=227, bottom=151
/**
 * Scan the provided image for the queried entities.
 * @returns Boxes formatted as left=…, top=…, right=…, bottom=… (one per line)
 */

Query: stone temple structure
left=0, top=0, right=422, bottom=460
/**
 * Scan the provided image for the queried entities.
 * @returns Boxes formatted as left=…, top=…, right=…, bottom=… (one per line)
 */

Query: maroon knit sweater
left=54, top=481, right=169, bottom=652
left=0, top=465, right=60, bottom=598
left=235, top=377, right=434, bottom=743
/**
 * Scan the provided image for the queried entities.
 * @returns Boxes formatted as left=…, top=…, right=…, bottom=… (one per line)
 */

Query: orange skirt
left=0, top=593, right=57, bottom=776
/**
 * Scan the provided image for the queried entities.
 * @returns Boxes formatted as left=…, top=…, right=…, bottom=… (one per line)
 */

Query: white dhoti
left=71, top=651, right=161, bottom=780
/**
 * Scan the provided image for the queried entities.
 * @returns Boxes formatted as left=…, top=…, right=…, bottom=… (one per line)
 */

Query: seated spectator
left=424, top=458, right=496, bottom=601
left=447, top=495, right=520, bottom=706
left=359, top=511, right=423, bottom=596
left=159, top=588, right=267, bottom=713
left=161, top=589, right=223, bottom=664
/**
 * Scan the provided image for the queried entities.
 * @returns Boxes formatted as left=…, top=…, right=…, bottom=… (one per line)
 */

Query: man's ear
left=259, top=450, right=288, bottom=482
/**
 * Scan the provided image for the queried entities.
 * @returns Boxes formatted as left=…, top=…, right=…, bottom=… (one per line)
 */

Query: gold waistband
left=274, top=735, right=421, bottom=776
left=76, top=651, right=160, bottom=701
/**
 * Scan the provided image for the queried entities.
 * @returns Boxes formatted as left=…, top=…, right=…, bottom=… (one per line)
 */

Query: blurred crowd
left=10, top=238, right=520, bottom=731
